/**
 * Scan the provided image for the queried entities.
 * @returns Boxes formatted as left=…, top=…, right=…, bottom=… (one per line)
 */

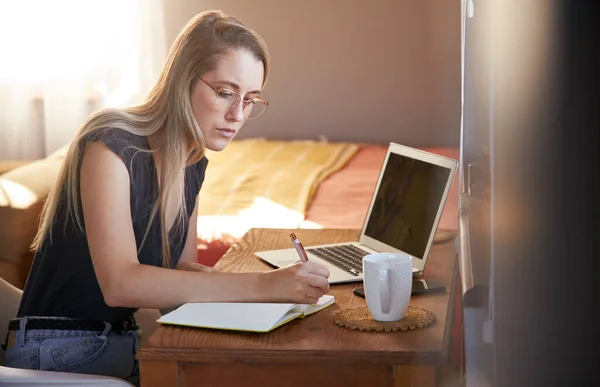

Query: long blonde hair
left=31, top=10, right=270, bottom=268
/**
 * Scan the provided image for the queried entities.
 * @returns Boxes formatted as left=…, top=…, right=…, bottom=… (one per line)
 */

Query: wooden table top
left=137, top=228, right=457, bottom=366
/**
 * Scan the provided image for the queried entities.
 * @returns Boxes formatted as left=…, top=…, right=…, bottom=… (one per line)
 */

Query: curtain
left=0, top=0, right=166, bottom=160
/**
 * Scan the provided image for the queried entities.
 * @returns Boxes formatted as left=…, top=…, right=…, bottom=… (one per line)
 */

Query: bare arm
left=81, top=142, right=329, bottom=310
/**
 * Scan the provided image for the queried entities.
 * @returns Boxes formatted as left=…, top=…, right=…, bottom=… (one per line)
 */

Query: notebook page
left=158, top=302, right=299, bottom=332
left=301, top=295, right=336, bottom=316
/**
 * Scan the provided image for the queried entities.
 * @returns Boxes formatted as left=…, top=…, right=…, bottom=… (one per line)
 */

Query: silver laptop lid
left=358, top=142, right=458, bottom=273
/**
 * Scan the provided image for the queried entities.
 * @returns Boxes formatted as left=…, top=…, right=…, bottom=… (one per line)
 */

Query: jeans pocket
left=45, top=335, right=107, bottom=372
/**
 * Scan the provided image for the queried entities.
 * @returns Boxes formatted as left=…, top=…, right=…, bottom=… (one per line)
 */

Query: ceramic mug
left=362, top=252, right=413, bottom=322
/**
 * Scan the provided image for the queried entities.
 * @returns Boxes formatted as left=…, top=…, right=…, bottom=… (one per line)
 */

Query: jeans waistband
left=8, top=316, right=137, bottom=333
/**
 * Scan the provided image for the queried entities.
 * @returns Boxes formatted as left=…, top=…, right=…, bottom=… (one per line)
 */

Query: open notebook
left=157, top=295, right=335, bottom=333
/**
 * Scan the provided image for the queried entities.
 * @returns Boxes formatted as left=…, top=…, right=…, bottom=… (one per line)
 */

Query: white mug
left=363, top=252, right=413, bottom=322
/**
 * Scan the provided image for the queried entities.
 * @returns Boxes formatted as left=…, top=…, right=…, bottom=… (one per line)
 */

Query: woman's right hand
left=266, top=261, right=331, bottom=304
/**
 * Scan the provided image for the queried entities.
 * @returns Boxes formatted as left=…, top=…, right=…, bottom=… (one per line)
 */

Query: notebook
left=156, top=295, right=335, bottom=333
left=255, top=142, right=458, bottom=284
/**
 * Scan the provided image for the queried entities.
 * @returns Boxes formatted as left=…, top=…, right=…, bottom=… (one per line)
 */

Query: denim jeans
left=4, top=317, right=140, bottom=387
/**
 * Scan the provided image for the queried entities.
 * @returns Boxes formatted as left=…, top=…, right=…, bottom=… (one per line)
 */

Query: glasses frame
left=198, top=78, right=269, bottom=120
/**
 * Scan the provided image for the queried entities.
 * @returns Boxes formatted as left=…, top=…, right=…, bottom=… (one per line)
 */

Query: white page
left=302, top=295, right=335, bottom=315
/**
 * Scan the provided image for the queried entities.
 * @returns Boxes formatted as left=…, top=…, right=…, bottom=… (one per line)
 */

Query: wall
left=163, top=0, right=461, bottom=147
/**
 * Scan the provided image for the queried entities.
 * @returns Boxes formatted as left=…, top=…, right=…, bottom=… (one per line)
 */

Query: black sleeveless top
left=17, top=128, right=208, bottom=322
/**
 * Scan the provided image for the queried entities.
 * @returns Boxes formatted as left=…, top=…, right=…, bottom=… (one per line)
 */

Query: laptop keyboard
left=306, top=244, right=370, bottom=276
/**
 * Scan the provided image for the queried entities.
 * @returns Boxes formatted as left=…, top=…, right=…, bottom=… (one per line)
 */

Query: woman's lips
left=216, top=128, right=236, bottom=139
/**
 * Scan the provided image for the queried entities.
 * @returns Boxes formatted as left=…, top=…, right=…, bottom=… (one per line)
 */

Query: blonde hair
left=31, top=10, right=270, bottom=268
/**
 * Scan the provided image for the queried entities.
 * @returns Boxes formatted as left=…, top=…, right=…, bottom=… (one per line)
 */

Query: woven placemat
left=433, top=229, right=457, bottom=244
left=334, top=306, right=436, bottom=332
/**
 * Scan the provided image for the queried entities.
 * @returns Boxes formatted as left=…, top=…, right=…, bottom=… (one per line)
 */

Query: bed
left=0, top=139, right=459, bottom=287
left=193, top=139, right=459, bottom=267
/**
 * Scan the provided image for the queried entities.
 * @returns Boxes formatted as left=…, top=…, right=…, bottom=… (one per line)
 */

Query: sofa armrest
left=0, top=161, right=34, bottom=176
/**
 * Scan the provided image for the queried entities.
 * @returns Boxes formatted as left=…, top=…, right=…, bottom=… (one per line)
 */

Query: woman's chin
left=205, top=137, right=233, bottom=152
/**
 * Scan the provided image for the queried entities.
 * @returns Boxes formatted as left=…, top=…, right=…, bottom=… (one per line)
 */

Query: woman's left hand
left=175, top=261, right=219, bottom=273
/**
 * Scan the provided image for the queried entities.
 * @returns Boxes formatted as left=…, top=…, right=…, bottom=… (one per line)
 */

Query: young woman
left=3, top=10, right=330, bottom=385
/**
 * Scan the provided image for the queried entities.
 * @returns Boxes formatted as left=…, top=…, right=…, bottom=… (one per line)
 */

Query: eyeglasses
left=198, top=78, right=269, bottom=120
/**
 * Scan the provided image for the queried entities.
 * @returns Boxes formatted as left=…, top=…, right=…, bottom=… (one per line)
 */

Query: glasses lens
left=247, top=100, right=267, bottom=119
left=215, top=89, right=238, bottom=111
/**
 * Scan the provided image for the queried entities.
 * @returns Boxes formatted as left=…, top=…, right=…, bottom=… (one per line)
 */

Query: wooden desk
left=137, top=228, right=458, bottom=387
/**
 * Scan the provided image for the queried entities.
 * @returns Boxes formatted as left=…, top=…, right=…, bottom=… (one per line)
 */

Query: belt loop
left=17, top=317, right=28, bottom=346
left=99, top=321, right=111, bottom=339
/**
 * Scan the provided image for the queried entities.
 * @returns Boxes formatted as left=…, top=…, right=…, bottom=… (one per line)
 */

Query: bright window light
left=0, top=0, right=141, bottom=87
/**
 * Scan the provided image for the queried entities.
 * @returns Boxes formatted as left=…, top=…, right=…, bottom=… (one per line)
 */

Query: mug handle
left=379, top=268, right=390, bottom=314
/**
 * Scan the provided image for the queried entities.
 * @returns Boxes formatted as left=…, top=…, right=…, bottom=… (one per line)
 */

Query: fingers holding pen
left=294, top=262, right=330, bottom=298
left=303, top=261, right=330, bottom=278
left=305, top=267, right=330, bottom=294
left=278, top=232, right=331, bottom=303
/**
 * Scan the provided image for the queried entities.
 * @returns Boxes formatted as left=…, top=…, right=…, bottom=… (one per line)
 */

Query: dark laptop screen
left=364, top=152, right=451, bottom=260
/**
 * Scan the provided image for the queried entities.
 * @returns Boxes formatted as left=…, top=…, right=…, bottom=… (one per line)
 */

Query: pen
left=289, top=232, right=309, bottom=263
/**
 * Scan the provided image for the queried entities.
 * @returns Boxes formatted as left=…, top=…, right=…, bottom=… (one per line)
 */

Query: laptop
left=255, top=142, right=458, bottom=284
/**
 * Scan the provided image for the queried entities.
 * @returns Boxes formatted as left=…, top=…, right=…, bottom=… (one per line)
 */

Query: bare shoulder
left=79, top=140, right=132, bottom=214
left=80, top=140, right=129, bottom=181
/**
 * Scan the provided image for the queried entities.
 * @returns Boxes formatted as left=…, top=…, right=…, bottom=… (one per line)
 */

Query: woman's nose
left=226, top=102, right=245, bottom=122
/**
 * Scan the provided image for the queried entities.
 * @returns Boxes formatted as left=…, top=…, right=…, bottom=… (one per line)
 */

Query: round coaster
left=433, top=229, right=457, bottom=244
left=334, top=306, right=436, bottom=332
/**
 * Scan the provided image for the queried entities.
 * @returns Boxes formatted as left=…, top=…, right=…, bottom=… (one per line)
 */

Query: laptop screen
left=363, top=152, right=452, bottom=260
